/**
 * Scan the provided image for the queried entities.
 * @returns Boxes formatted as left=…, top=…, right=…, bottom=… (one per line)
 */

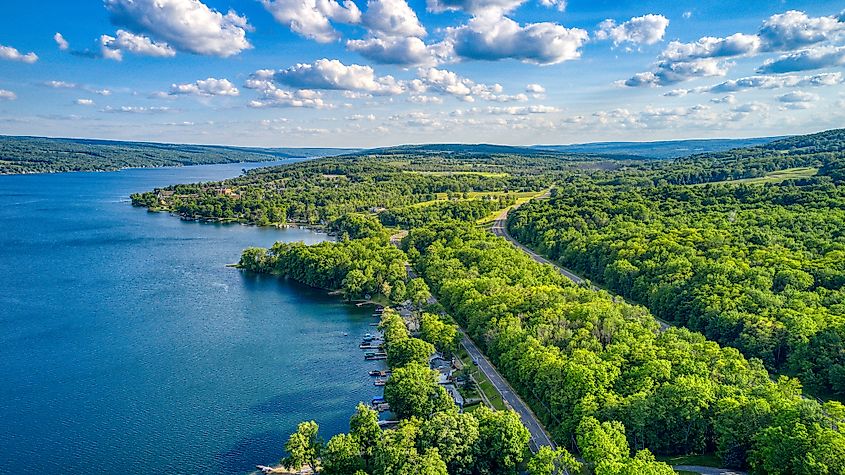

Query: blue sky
left=0, top=0, right=843, bottom=147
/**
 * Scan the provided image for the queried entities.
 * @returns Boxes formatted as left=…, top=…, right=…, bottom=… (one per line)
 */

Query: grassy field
left=407, top=190, right=541, bottom=209
left=476, top=189, right=550, bottom=224
left=691, top=167, right=818, bottom=186
left=403, top=170, right=510, bottom=178
left=657, top=453, right=723, bottom=468
left=455, top=347, right=506, bottom=411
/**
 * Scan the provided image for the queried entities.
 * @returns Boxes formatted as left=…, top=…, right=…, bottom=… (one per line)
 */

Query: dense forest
left=139, top=127, right=845, bottom=473
left=0, top=135, right=348, bottom=174
left=131, top=152, right=583, bottom=226
left=406, top=222, right=845, bottom=473
left=509, top=131, right=845, bottom=397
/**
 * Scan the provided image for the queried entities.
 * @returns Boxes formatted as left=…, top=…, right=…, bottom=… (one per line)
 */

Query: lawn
left=690, top=166, right=818, bottom=186
left=455, top=347, right=506, bottom=411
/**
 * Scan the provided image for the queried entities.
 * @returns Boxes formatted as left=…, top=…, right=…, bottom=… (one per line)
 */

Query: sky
left=0, top=0, right=844, bottom=147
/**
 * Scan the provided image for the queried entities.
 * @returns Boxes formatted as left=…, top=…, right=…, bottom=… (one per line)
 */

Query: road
left=491, top=207, right=592, bottom=287
left=459, top=329, right=556, bottom=453
left=490, top=202, right=744, bottom=475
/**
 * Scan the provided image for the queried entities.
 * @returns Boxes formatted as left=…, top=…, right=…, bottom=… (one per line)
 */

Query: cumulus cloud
left=0, top=89, right=16, bottom=100
left=444, top=11, right=589, bottom=65
left=44, top=80, right=78, bottom=89
left=363, top=0, right=425, bottom=37
left=539, top=0, right=566, bottom=12
left=261, top=0, right=361, bottom=43
left=426, top=0, right=525, bottom=14
left=244, top=69, right=332, bottom=108
left=412, top=67, right=527, bottom=102
left=758, top=46, right=845, bottom=73
left=347, top=37, right=434, bottom=65
left=758, top=10, right=845, bottom=51
left=54, top=33, right=69, bottom=51
left=625, top=9, right=845, bottom=86
left=273, top=59, right=404, bottom=94
left=75, top=99, right=95, bottom=106
left=100, top=30, right=176, bottom=60
left=596, top=14, right=669, bottom=46
left=168, top=78, right=240, bottom=96
left=105, top=0, right=251, bottom=57
left=0, top=44, right=38, bottom=63
left=707, top=72, right=844, bottom=93
left=778, top=90, right=820, bottom=104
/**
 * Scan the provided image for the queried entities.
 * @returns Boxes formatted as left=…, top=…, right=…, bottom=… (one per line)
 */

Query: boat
left=374, top=379, right=386, bottom=386
left=369, top=369, right=390, bottom=377
left=365, top=353, right=387, bottom=361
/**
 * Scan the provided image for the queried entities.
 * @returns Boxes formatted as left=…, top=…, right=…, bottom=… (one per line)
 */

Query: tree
left=576, top=416, right=629, bottom=465
left=384, top=362, right=455, bottom=419
left=419, top=410, right=480, bottom=475
left=321, top=433, right=363, bottom=475
left=473, top=406, right=531, bottom=475
left=420, top=313, right=460, bottom=357
left=349, top=403, right=381, bottom=469
left=281, top=421, right=322, bottom=473
left=527, top=446, right=582, bottom=475
left=342, top=269, right=368, bottom=300
left=387, top=337, right=435, bottom=368
left=407, top=278, right=432, bottom=306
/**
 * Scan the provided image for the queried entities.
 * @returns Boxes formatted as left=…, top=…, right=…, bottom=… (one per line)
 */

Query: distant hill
left=532, top=137, right=783, bottom=159
left=0, top=135, right=358, bottom=175
left=349, top=143, right=642, bottom=161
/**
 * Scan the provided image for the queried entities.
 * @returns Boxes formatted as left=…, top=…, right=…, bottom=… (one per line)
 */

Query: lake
left=0, top=163, right=383, bottom=474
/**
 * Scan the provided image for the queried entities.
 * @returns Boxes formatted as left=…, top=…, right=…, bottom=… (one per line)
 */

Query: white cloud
left=102, top=106, right=173, bottom=113
left=526, top=83, right=545, bottom=94
left=248, top=88, right=330, bottom=108
left=0, top=44, right=38, bottom=63
left=347, top=37, right=434, bottom=65
left=778, top=90, right=820, bottom=103
left=758, top=10, right=845, bottom=51
left=708, top=72, right=844, bottom=93
left=732, top=101, right=768, bottom=113
left=363, top=0, right=425, bottom=38
left=625, top=10, right=845, bottom=86
left=682, top=11, right=692, bottom=20
left=758, top=46, right=845, bottom=73
left=105, top=0, right=251, bottom=57
left=45, top=80, right=77, bottom=89
left=710, top=94, right=736, bottom=104
left=426, top=0, right=525, bottom=14
left=346, top=113, right=376, bottom=120
left=261, top=0, right=361, bottom=43
left=596, top=14, right=669, bottom=46
left=413, top=67, right=527, bottom=102
left=54, top=33, right=69, bottom=51
left=0, top=89, right=16, bottom=100
left=408, top=95, right=444, bottom=104
left=75, top=99, right=95, bottom=106
left=169, top=78, right=239, bottom=96
left=100, top=30, right=176, bottom=60
left=444, top=11, right=589, bottom=65
left=538, top=0, right=566, bottom=12
left=273, top=59, right=404, bottom=94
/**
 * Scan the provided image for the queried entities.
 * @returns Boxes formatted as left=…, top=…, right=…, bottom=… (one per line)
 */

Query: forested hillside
left=509, top=128, right=845, bottom=398
left=131, top=152, right=585, bottom=226
left=137, top=128, right=845, bottom=474
left=0, top=135, right=351, bottom=174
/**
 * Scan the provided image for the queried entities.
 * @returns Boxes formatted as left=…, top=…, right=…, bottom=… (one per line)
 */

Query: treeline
left=620, top=128, right=845, bottom=186
left=0, top=135, right=299, bottom=174
left=379, top=197, right=514, bottom=229
left=509, top=172, right=845, bottom=397
left=405, top=222, right=845, bottom=473
left=240, top=237, right=420, bottom=303
left=276, top=309, right=537, bottom=475
left=131, top=155, right=559, bottom=226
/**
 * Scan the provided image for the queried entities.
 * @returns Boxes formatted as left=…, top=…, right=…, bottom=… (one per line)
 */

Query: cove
left=0, top=162, right=379, bottom=475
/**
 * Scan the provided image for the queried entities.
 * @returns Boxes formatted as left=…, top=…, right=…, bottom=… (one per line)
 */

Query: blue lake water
left=0, top=163, right=383, bottom=475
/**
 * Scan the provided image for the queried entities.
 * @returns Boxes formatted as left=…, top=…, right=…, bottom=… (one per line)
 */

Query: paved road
left=491, top=207, right=591, bottom=287
left=459, top=328, right=556, bottom=453
left=673, top=466, right=746, bottom=475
